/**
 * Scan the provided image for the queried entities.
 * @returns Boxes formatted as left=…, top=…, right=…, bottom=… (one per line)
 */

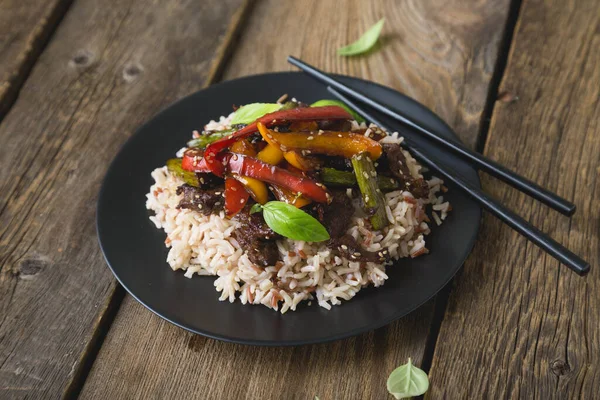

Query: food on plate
left=146, top=98, right=451, bottom=313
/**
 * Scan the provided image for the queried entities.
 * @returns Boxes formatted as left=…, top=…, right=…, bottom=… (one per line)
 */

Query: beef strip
left=233, top=206, right=281, bottom=267
left=307, top=190, right=386, bottom=263
left=176, top=184, right=224, bottom=215
left=329, top=234, right=388, bottom=263
left=381, top=144, right=429, bottom=198
left=317, top=119, right=352, bottom=132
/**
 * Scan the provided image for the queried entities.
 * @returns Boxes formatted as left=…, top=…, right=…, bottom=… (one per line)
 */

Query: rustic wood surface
left=427, top=0, right=600, bottom=398
left=0, top=0, right=246, bottom=398
left=0, top=0, right=73, bottom=117
left=79, top=0, right=513, bottom=399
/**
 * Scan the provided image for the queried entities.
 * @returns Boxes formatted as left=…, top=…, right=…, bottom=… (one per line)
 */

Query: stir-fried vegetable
left=320, top=168, right=400, bottom=191
left=230, top=138, right=257, bottom=156
left=257, top=123, right=382, bottom=160
left=224, top=177, right=249, bottom=216
left=203, top=106, right=353, bottom=176
left=351, top=152, right=388, bottom=230
left=283, top=151, right=321, bottom=171
left=270, top=185, right=312, bottom=208
left=166, top=158, right=200, bottom=186
left=183, top=152, right=331, bottom=203
left=187, top=129, right=233, bottom=148
left=234, top=174, right=268, bottom=204
left=257, top=143, right=284, bottom=165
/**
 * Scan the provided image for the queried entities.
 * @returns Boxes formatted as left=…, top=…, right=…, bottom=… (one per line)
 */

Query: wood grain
left=0, top=0, right=246, bottom=398
left=80, top=0, right=513, bottom=398
left=427, top=0, right=600, bottom=397
left=0, top=0, right=74, bottom=118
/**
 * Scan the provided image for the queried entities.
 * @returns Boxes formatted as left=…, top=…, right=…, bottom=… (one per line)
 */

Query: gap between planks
left=58, top=1, right=255, bottom=398
left=0, top=0, right=76, bottom=122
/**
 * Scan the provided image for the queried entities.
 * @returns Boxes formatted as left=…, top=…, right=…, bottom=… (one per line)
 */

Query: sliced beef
left=233, top=206, right=281, bottom=267
left=306, top=190, right=355, bottom=239
left=176, top=184, right=224, bottom=215
left=381, top=144, right=429, bottom=198
left=324, top=156, right=353, bottom=171
left=317, top=119, right=352, bottom=132
left=329, top=234, right=388, bottom=263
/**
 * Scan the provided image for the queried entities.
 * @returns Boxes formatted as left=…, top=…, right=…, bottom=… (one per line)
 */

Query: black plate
left=97, top=72, right=481, bottom=346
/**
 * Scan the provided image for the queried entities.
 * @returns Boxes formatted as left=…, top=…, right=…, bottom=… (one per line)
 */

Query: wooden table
left=1, top=0, right=598, bottom=398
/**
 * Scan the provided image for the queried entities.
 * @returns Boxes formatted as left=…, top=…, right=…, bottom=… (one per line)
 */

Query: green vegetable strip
left=321, top=168, right=399, bottom=191
left=166, top=158, right=200, bottom=187
left=351, top=153, right=389, bottom=230
left=186, top=129, right=233, bottom=148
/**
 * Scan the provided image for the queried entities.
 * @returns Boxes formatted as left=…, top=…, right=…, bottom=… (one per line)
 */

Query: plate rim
left=97, top=71, right=482, bottom=346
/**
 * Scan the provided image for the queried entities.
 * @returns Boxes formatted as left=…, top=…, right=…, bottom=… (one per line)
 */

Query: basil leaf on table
left=311, top=99, right=366, bottom=123
left=386, top=358, right=429, bottom=399
left=230, top=103, right=282, bottom=125
left=255, top=201, right=330, bottom=242
left=337, top=18, right=385, bottom=56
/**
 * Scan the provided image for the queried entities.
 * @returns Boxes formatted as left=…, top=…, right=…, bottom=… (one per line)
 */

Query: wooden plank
left=80, top=0, right=513, bottom=398
left=0, top=0, right=247, bottom=398
left=427, top=0, right=600, bottom=397
left=0, top=0, right=74, bottom=117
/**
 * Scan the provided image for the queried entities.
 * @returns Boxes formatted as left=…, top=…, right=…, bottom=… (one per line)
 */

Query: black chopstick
left=288, top=56, right=576, bottom=217
left=328, top=87, right=589, bottom=275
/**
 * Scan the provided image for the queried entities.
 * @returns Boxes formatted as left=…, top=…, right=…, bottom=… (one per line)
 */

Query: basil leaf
left=250, top=203, right=263, bottom=214
left=230, top=103, right=282, bottom=125
left=311, top=99, right=365, bottom=123
left=386, top=358, right=429, bottom=399
left=337, top=18, right=385, bottom=56
left=261, top=201, right=330, bottom=242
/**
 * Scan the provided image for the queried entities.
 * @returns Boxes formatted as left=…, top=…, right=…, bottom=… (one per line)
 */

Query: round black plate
left=97, top=72, right=481, bottom=346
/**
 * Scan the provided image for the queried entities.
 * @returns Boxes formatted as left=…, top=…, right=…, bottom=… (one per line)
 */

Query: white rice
left=146, top=114, right=448, bottom=313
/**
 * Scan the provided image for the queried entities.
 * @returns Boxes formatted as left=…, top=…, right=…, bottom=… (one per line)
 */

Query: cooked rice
left=146, top=112, right=448, bottom=313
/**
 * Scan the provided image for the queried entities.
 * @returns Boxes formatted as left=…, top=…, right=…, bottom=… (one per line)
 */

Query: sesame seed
left=280, top=145, right=288, bottom=151
left=222, top=160, right=227, bottom=166
left=363, top=172, right=369, bottom=179
left=215, top=192, right=221, bottom=195
left=341, top=245, right=348, bottom=250
left=307, top=136, right=314, bottom=140
left=318, top=130, right=324, bottom=134
left=231, top=187, right=237, bottom=191
left=365, top=195, right=370, bottom=202
left=390, top=179, right=395, bottom=184
left=195, top=194, right=200, bottom=198
left=374, top=162, right=379, bottom=167
left=215, top=202, right=221, bottom=206
left=239, top=199, right=244, bottom=204
left=371, top=171, right=377, bottom=177
left=353, top=252, right=361, bottom=257
left=338, top=134, right=343, bottom=138
left=376, top=188, right=381, bottom=193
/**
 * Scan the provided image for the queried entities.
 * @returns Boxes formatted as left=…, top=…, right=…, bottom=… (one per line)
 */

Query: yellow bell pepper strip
left=283, top=150, right=321, bottom=171
left=233, top=174, right=269, bottom=204
left=257, top=143, right=284, bottom=165
left=203, top=106, right=353, bottom=176
left=270, top=185, right=312, bottom=208
left=256, top=123, right=382, bottom=160
left=230, top=139, right=256, bottom=157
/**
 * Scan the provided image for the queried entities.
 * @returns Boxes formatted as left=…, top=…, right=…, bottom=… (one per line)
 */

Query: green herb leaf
left=261, top=201, right=330, bottom=242
left=230, top=103, right=282, bottom=125
left=311, top=99, right=365, bottom=123
left=386, top=358, right=429, bottom=399
left=337, top=18, right=385, bottom=56
left=250, top=203, right=263, bottom=214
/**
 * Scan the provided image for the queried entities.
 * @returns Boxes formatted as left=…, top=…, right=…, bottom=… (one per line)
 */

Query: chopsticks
left=287, top=56, right=589, bottom=275
left=288, top=56, right=576, bottom=217
left=329, top=88, right=589, bottom=275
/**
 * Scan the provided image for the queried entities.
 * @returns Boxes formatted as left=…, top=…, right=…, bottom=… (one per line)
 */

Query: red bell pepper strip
left=226, top=153, right=331, bottom=203
left=182, top=148, right=210, bottom=173
left=203, top=106, right=352, bottom=176
left=224, top=177, right=249, bottom=216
